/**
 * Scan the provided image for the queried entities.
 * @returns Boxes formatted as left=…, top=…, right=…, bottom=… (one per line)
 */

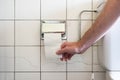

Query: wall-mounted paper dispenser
left=41, top=21, right=66, bottom=40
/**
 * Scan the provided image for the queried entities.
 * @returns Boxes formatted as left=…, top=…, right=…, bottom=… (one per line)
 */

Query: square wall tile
left=94, top=72, right=106, bottom=80
left=0, top=0, right=14, bottom=19
left=41, top=73, right=66, bottom=80
left=93, top=0, right=99, bottom=10
left=81, top=12, right=92, bottom=19
left=0, top=73, right=14, bottom=80
left=16, top=47, right=40, bottom=71
left=67, top=47, right=92, bottom=71
left=0, top=47, right=14, bottom=71
left=68, top=72, right=91, bottom=80
left=97, top=38, right=103, bottom=46
left=15, top=21, right=40, bottom=45
left=41, top=0, right=66, bottom=20
left=67, top=21, right=81, bottom=42
left=93, top=46, right=105, bottom=71
left=16, top=73, right=40, bottom=80
left=41, top=47, right=66, bottom=71
left=81, top=21, right=92, bottom=37
left=93, top=0, right=106, bottom=19
left=67, top=0, right=92, bottom=19
left=16, top=0, right=40, bottom=19
left=93, top=0, right=106, bottom=10
left=0, top=21, right=14, bottom=45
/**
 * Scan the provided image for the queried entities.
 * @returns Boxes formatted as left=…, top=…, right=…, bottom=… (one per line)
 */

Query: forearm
left=78, top=0, right=120, bottom=53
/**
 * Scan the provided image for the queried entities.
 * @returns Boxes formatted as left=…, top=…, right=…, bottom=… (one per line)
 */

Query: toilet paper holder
left=41, top=21, right=67, bottom=40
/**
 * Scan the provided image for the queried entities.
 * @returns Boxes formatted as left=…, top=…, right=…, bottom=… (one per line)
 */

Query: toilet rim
left=106, top=71, right=120, bottom=80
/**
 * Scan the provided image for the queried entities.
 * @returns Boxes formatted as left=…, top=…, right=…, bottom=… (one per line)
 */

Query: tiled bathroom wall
left=0, top=0, right=106, bottom=80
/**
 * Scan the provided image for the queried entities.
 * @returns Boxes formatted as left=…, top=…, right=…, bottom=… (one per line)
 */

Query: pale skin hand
left=56, top=0, right=120, bottom=61
left=57, top=42, right=79, bottom=61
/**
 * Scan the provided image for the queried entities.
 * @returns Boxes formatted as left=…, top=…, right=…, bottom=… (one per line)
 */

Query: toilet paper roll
left=44, top=33, right=62, bottom=60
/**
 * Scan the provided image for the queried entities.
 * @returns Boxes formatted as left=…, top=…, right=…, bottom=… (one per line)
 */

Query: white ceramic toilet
left=98, top=17, right=120, bottom=80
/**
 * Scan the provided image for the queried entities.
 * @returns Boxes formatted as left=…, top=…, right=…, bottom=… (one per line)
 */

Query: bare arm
left=56, top=0, right=120, bottom=61
left=77, top=0, right=120, bottom=53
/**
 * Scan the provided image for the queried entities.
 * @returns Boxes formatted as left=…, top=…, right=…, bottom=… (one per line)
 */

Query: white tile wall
left=67, top=0, right=92, bottom=19
left=15, top=21, right=40, bottom=45
left=0, top=73, right=14, bottom=80
left=67, top=21, right=81, bottom=42
left=68, top=72, right=91, bottom=80
left=93, top=46, right=105, bottom=71
left=41, top=0, right=66, bottom=20
left=16, top=47, right=40, bottom=71
left=93, top=0, right=106, bottom=19
left=67, top=47, right=92, bottom=71
left=0, top=21, right=14, bottom=45
left=41, top=73, right=66, bottom=80
left=16, top=73, right=40, bottom=80
left=15, top=0, right=40, bottom=19
left=94, top=72, right=106, bottom=80
left=0, top=0, right=106, bottom=80
left=81, top=21, right=92, bottom=37
left=41, top=47, right=66, bottom=71
left=0, top=0, right=14, bottom=19
left=0, top=47, right=14, bottom=71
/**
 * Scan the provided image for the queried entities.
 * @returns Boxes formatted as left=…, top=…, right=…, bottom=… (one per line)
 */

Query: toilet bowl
left=106, top=72, right=120, bottom=80
left=98, top=17, right=120, bottom=80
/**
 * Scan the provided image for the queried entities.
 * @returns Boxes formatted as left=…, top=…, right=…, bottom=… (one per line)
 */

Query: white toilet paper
left=44, top=33, right=62, bottom=60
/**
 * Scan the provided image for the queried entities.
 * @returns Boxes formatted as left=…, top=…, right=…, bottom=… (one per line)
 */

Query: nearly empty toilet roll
left=44, top=33, right=62, bottom=60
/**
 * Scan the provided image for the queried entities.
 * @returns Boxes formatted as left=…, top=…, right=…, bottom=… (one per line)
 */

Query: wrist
left=75, top=47, right=80, bottom=54
left=74, top=41, right=85, bottom=54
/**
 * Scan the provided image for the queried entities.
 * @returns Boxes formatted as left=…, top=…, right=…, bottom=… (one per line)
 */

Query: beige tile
left=41, top=0, right=66, bottom=20
left=0, top=47, right=14, bottom=71
left=41, top=73, right=66, bottom=80
left=0, top=0, right=14, bottom=19
left=93, top=0, right=107, bottom=19
left=16, top=47, right=40, bottom=71
left=67, top=0, right=92, bottom=19
left=0, top=21, right=14, bottom=45
left=94, top=72, right=106, bottom=80
left=0, top=73, right=14, bottom=80
left=93, top=46, right=105, bottom=71
left=68, top=72, right=91, bottom=80
left=16, top=73, right=40, bottom=80
left=15, top=21, right=40, bottom=45
left=15, top=0, right=40, bottom=19
left=41, top=47, right=66, bottom=71
left=81, top=21, right=92, bottom=37
left=67, top=47, right=92, bottom=71
left=67, top=21, right=81, bottom=42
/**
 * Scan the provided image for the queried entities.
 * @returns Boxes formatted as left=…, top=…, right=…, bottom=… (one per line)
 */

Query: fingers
left=56, top=48, right=68, bottom=55
left=60, top=53, right=74, bottom=61
left=60, top=53, right=69, bottom=61
left=61, top=42, right=68, bottom=49
left=68, top=54, right=74, bottom=60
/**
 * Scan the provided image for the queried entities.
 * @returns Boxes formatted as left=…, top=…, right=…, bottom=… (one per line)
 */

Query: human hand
left=56, top=42, right=80, bottom=61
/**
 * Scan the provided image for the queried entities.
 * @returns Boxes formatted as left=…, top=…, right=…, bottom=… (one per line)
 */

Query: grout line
left=66, top=0, right=68, bottom=80
left=0, top=45, right=15, bottom=47
left=0, top=45, right=41, bottom=47
left=91, top=0, right=94, bottom=75
left=0, top=44, right=103, bottom=47
left=0, top=71, right=106, bottom=73
left=0, top=19, right=14, bottom=21
left=39, top=0, right=42, bottom=80
left=14, top=0, right=16, bottom=80
left=40, top=0, right=42, bottom=80
left=0, top=19, right=96, bottom=21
